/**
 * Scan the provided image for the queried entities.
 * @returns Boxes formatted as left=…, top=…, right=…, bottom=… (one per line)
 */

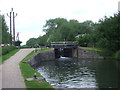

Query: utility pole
left=13, top=10, right=17, bottom=45
left=0, top=10, right=2, bottom=44
left=7, top=8, right=17, bottom=46
left=7, top=9, right=12, bottom=46
left=16, top=32, right=19, bottom=41
left=118, top=1, right=120, bottom=12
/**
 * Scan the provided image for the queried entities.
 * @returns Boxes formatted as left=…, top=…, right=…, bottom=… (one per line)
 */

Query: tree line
left=0, top=14, right=22, bottom=46
left=0, top=15, right=10, bottom=44
left=26, top=19, right=94, bottom=46
left=26, top=12, right=120, bottom=56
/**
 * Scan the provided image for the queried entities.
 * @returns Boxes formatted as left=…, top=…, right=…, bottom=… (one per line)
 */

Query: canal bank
left=73, top=47, right=103, bottom=59
left=27, top=48, right=55, bottom=67
left=19, top=48, right=54, bottom=88
left=28, top=47, right=104, bottom=67
left=20, top=47, right=119, bottom=88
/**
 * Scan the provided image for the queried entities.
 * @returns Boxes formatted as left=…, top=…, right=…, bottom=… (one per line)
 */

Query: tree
left=26, top=38, right=37, bottom=47
left=60, top=19, right=80, bottom=41
left=0, top=15, right=10, bottom=44
left=15, top=40, right=22, bottom=46
left=95, top=12, right=120, bottom=52
left=26, top=18, right=96, bottom=47
left=76, top=34, right=90, bottom=47
left=76, top=20, right=95, bottom=46
left=43, top=18, right=68, bottom=33
left=42, top=18, right=94, bottom=42
left=88, top=23, right=100, bottom=47
left=37, top=34, right=48, bottom=45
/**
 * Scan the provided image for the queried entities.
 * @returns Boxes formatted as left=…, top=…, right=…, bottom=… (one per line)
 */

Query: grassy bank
left=19, top=48, right=54, bottom=88
left=80, top=47, right=112, bottom=58
left=2, top=46, right=16, bottom=55
left=0, top=49, right=19, bottom=64
left=114, top=50, right=120, bottom=60
left=80, top=47, right=101, bottom=51
left=80, top=47, right=120, bottom=59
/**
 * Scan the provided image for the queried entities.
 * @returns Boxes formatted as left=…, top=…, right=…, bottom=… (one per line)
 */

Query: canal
left=34, top=57, right=119, bottom=88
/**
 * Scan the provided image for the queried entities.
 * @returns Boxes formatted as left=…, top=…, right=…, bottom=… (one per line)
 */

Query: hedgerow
left=2, top=46, right=16, bottom=55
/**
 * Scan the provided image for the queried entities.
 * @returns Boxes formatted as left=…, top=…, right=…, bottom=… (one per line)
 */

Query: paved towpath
left=0, top=48, right=35, bottom=89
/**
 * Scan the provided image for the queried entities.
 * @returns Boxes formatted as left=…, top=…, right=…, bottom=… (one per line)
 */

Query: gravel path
left=0, top=48, right=34, bottom=89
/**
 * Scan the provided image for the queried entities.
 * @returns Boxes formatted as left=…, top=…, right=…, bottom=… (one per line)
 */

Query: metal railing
left=50, top=41, right=78, bottom=46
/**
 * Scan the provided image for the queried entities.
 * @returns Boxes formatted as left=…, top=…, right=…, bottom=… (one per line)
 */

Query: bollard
left=33, top=73, right=37, bottom=79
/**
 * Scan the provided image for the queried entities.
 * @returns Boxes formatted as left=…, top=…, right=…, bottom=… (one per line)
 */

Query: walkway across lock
left=50, top=42, right=78, bottom=59
left=50, top=41, right=78, bottom=48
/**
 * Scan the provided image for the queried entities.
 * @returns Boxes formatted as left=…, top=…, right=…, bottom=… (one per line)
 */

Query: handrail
left=50, top=41, right=78, bottom=45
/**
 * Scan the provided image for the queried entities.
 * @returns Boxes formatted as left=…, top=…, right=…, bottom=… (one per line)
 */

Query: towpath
left=0, top=48, right=34, bottom=89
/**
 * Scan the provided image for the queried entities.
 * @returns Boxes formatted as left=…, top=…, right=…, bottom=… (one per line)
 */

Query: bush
left=97, top=49, right=114, bottom=59
left=21, top=45, right=30, bottom=48
left=114, top=50, right=120, bottom=60
left=2, top=46, right=16, bottom=55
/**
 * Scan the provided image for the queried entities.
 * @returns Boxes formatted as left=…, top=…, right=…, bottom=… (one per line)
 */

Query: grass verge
left=0, top=49, right=20, bottom=64
left=80, top=47, right=119, bottom=59
left=19, top=48, right=54, bottom=88
left=114, top=50, right=120, bottom=60
left=80, top=47, right=101, bottom=51
left=80, top=47, right=116, bottom=58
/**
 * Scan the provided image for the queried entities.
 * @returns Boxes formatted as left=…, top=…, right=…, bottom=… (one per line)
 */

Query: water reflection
left=34, top=58, right=119, bottom=88
left=96, top=60, right=119, bottom=88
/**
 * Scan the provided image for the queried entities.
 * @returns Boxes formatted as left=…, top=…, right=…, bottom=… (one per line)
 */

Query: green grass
left=114, top=50, right=120, bottom=60
left=19, top=48, right=54, bottom=88
left=2, top=46, right=16, bottom=55
left=20, top=61, right=42, bottom=78
left=35, top=48, right=51, bottom=53
left=80, top=47, right=117, bottom=58
left=0, top=49, right=20, bottom=64
left=25, top=80, right=53, bottom=88
left=80, top=47, right=101, bottom=51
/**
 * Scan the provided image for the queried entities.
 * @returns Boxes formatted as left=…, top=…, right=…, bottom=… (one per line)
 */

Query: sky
left=0, top=0, right=119, bottom=45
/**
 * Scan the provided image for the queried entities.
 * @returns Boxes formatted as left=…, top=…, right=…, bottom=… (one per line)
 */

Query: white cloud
left=0, top=0, right=119, bottom=45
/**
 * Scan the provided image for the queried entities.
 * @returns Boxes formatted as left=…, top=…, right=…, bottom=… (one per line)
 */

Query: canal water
left=34, top=57, right=119, bottom=88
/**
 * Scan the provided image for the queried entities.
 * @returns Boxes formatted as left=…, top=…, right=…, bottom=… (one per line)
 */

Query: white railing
left=50, top=41, right=78, bottom=46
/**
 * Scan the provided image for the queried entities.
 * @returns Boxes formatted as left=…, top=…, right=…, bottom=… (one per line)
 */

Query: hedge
left=115, top=50, right=120, bottom=60
left=2, top=46, right=16, bottom=55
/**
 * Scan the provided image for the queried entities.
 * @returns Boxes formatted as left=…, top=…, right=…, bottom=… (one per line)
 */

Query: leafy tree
left=26, top=38, right=37, bottom=47
left=60, top=20, right=80, bottom=41
left=88, top=23, right=100, bottom=47
left=26, top=18, right=99, bottom=48
left=95, top=12, right=120, bottom=52
left=37, top=34, right=48, bottom=45
left=76, top=34, right=90, bottom=47
left=42, top=18, right=94, bottom=43
left=43, top=18, right=68, bottom=33
left=15, top=40, right=22, bottom=46
left=76, top=20, right=95, bottom=46
left=0, top=15, right=10, bottom=44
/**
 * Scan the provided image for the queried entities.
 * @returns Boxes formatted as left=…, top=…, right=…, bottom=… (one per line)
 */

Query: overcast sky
left=0, top=0, right=119, bottom=45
